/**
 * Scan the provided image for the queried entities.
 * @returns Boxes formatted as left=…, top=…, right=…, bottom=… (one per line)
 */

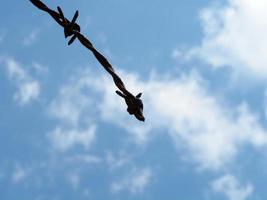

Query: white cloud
left=32, top=62, right=49, bottom=74
left=211, top=174, right=253, bottom=200
left=14, top=81, right=40, bottom=105
left=48, top=125, right=96, bottom=152
left=106, top=151, right=130, bottom=170
left=68, top=173, right=80, bottom=190
left=48, top=67, right=267, bottom=170
left=22, top=28, right=41, bottom=46
left=111, top=167, right=152, bottom=194
left=188, top=0, right=267, bottom=78
left=65, top=154, right=102, bottom=164
left=1, top=57, right=40, bottom=105
left=48, top=73, right=97, bottom=126
left=171, top=48, right=186, bottom=61
left=48, top=70, right=99, bottom=152
left=12, top=166, right=27, bottom=183
left=90, top=69, right=267, bottom=170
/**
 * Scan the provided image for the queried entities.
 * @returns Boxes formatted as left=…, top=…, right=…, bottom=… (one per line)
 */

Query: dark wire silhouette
left=29, top=0, right=145, bottom=122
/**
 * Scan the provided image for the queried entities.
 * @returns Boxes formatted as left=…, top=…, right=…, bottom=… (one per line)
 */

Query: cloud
left=211, top=174, right=253, bottom=200
left=111, top=167, right=152, bottom=194
left=48, top=73, right=97, bottom=126
left=48, top=125, right=96, bottom=152
left=51, top=67, right=267, bottom=171
left=12, top=166, right=27, bottom=183
left=92, top=69, right=267, bottom=170
left=1, top=57, right=40, bottom=105
left=32, top=62, right=49, bottom=74
left=13, top=81, right=40, bottom=105
left=188, top=0, right=267, bottom=78
left=22, top=28, right=41, bottom=46
left=64, top=154, right=102, bottom=164
left=106, top=151, right=130, bottom=170
left=47, top=70, right=100, bottom=152
left=68, top=173, right=80, bottom=190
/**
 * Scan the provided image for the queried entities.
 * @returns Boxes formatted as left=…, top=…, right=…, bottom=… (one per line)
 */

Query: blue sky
left=1, top=0, right=267, bottom=199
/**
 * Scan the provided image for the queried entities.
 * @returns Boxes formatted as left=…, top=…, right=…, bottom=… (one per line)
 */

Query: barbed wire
left=29, top=0, right=145, bottom=122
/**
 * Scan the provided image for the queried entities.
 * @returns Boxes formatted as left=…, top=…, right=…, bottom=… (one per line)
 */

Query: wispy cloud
left=48, top=125, right=96, bottom=152
left=64, top=154, right=102, bottom=164
left=68, top=173, right=80, bottom=190
left=12, top=165, right=27, bottom=184
left=88, top=69, right=267, bottom=170
left=51, top=67, right=267, bottom=171
left=211, top=174, right=253, bottom=200
left=111, top=167, right=152, bottom=194
left=106, top=151, right=130, bottom=170
left=171, top=48, right=185, bottom=61
left=22, top=28, right=41, bottom=46
left=48, top=74, right=97, bottom=126
left=48, top=72, right=99, bottom=152
left=1, top=57, right=41, bottom=105
left=187, top=0, right=267, bottom=78
left=32, top=62, right=49, bottom=74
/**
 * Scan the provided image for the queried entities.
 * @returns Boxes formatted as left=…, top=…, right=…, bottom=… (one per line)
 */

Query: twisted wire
left=29, top=0, right=145, bottom=121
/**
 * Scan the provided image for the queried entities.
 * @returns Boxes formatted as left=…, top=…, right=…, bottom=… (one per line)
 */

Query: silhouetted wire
left=29, top=0, right=145, bottom=121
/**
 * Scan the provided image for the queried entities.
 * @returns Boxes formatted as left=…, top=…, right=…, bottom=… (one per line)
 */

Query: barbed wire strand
left=29, top=0, right=145, bottom=121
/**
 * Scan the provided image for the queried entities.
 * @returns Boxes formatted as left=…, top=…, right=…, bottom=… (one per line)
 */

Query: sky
left=1, top=0, right=267, bottom=199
